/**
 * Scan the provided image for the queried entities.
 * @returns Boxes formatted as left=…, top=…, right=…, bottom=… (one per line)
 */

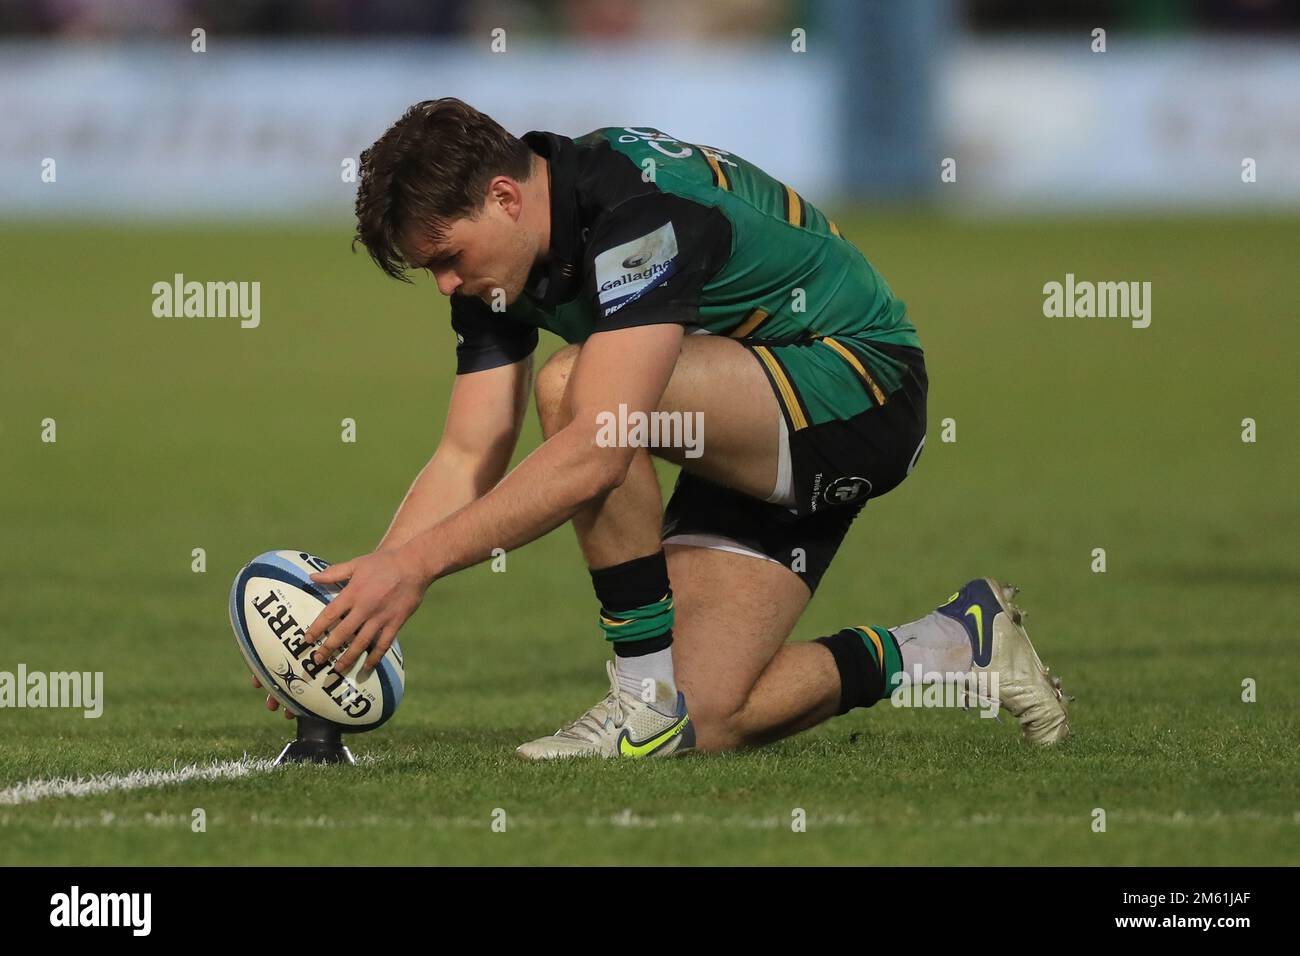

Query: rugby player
left=255, top=98, right=1070, bottom=757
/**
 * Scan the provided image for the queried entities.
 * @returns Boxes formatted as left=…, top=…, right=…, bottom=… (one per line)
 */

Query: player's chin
left=469, top=283, right=518, bottom=306
left=496, top=285, right=527, bottom=307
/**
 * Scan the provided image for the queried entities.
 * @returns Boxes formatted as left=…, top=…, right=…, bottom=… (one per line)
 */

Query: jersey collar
left=521, top=130, right=583, bottom=308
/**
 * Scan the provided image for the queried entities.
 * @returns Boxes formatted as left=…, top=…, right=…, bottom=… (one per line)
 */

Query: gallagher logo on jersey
left=594, top=221, right=679, bottom=316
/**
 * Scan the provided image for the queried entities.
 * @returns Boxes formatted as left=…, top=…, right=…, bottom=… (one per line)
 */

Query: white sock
left=891, top=612, right=973, bottom=681
left=615, top=646, right=677, bottom=708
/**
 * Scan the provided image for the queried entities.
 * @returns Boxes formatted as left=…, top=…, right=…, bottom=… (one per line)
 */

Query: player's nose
left=434, top=269, right=462, bottom=296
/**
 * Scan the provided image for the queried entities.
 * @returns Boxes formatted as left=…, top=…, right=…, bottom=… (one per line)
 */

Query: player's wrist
left=375, top=533, right=414, bottom=556
left=395, top=536, right=441, bottom=589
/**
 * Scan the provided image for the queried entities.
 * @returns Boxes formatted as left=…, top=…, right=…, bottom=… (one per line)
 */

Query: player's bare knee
left=692, top=712, right=749, bottom=753
left=534, top=344, right=578, bottom=410
left=534, top=344, right=580, bottom=436
left=685, top=696, right=752, bottom=752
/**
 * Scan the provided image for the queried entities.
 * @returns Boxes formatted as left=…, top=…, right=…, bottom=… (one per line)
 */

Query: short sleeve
left=583, top=193, right=731, bottom=334
left=450, top=293, right=539, bottom=374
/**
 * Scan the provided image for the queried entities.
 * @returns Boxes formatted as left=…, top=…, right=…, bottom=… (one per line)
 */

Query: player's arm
left=303, top=321, right=683, bottom=672
left=253, top=364, right=528, bottom=717
left=406, top=320, right=683, bottom=574
left=375, top=356, right=532, bottom=553
left=374, top=292, right=538, bottom=550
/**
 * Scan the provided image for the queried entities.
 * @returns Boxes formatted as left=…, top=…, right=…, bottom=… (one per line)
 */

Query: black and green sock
left=591, top=550, right=677, bottom=702
left=814, top=626, right=904, bottom=714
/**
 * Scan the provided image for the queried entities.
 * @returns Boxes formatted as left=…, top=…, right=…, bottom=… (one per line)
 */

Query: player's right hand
left=251, top=674, right=295, bottom=719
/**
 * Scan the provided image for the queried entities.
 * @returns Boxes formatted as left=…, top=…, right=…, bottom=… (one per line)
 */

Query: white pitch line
left=0, top=757, right=277, bottom=807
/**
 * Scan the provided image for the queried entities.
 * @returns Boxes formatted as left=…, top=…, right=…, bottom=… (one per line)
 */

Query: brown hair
left=353, top=98, right=535, bottom=281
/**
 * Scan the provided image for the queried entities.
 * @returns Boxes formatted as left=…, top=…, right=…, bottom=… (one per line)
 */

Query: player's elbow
left=587, top=445, right=636, bottom=497
left=558, top=413, right=639, bottom=501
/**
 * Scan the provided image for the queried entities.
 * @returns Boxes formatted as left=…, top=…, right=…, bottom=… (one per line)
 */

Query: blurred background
left=3, top=0, right=1298, bottom=218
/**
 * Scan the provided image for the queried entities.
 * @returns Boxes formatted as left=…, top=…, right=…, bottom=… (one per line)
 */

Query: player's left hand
left=303, top=548, right=427, bottom=673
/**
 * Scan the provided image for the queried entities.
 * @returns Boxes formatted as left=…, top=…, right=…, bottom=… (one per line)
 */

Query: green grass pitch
left=1, top=213, right=1297, bottom=865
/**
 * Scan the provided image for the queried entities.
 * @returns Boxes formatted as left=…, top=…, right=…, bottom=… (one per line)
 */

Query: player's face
left=406, top=190, right=537, bottom=306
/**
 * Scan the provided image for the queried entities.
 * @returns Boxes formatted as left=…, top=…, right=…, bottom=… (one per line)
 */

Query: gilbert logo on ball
left=228, top=550, right=404, bottom=731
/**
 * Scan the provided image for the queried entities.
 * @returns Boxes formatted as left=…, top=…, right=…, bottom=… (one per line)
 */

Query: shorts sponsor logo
left=824, top=476, right=871, bottom=505
left=594, top=222, right=679, bottom=316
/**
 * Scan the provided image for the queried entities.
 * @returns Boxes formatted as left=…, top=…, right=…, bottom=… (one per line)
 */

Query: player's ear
left=487, top=175, right=523, bottom=217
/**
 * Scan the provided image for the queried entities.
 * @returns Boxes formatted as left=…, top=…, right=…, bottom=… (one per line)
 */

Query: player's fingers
left=310, top=560, right=355, bottom=585
left=363, top=626, right=396, bottom=672
left=284, top=706, right=295, bottom=720
left=265, top=694, right=279, bottom=711
left=335, top=617, right=382, bottom=675
left=313, top=608, right=361, bottom=664
left=252, top=674, right=262, bottom=689
left=304, top=595, right=348, bottom=645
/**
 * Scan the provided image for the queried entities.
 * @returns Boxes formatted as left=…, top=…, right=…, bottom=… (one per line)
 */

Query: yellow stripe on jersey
left=729, top=307, right=770, bottom=339
left=704, top=152, right=730, bottom=191
left=752, top=346, right=808, bottom=431
left=783, top=184, right=804, bottom=227
left=819, top=336, right=887, bottom=406
left=829, top=220, right=842, bottom=238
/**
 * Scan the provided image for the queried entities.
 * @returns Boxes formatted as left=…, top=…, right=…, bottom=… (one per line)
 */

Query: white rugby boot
left=515, top=661, right=694, bottom=760
left=936, top=578, right=1072, bottom=744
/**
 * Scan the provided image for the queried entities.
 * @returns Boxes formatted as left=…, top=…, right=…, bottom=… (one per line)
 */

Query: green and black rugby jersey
left=451, top=127, right=921, bottom=420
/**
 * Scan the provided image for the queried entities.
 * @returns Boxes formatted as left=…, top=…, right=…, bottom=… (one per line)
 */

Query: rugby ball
left=229, top=550, right=404, bottom=731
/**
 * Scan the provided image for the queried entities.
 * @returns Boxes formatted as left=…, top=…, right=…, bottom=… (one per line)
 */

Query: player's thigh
left=538, top=334, right=781, bottom=499
left=652, top=334, right=782, bottom=502
left=666, top=543, right=808, bottom=731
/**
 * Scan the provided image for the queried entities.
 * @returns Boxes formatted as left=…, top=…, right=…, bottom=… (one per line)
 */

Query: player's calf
left=685, top=641, right=842, bottom=752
